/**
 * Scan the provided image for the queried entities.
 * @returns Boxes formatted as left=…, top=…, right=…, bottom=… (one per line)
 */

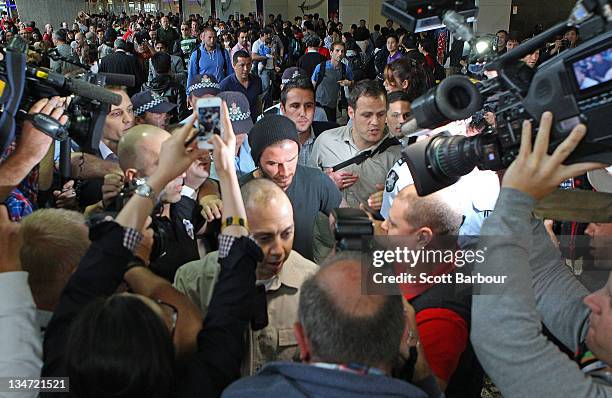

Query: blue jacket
left=222, top=361, right=428, bottom=398
left=187, top=44, right=234, bottom=86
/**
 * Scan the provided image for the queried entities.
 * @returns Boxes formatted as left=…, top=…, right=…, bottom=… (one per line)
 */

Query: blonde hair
left=20, top=209, right=90, bottom=309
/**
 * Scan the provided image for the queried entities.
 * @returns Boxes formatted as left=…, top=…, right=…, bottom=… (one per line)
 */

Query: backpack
left=289, top=38, right=305, bottom=62
left=314, top=60, right=347, bottom=91
left=345, top=53, right=366, bottom=82
left=195, top=45, right=227, bottom=77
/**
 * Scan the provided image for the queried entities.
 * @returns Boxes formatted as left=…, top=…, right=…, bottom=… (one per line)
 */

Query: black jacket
left=312, top=120, right=339, bottom=138
left=142, top=74, right=188, bottom=122
left=42, top=221, right=264, bottom=398
left=99, top=50, right=145, bottom=96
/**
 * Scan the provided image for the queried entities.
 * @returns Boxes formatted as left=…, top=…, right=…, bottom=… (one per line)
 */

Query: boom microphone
left=26, top=66, right=122, bottom=105
left=67, top=78, right=123, bottom=105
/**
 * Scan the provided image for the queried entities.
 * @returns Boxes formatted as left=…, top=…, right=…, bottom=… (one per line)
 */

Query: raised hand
left=502, top=112, right=606, bottom=200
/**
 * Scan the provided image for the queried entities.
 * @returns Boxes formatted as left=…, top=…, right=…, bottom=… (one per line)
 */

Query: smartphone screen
left=196, top=98, right=222, bottom=149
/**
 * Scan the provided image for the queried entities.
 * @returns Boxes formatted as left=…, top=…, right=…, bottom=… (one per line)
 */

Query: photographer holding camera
left=1, top=96, right=70, bottom=217
left=42, top=107, right=266, bottom=397
left=100, top=123, right=205, bottom=282
left=472, top=112, right=612, bottom=397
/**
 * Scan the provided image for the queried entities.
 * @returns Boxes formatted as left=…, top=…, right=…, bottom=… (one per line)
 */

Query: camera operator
left=547, top=27, right=581, bottom=59
left=42, top=113, right=265, bottom=397
left=1, top=96, right=69, bottom=217
left=471, top=112, right=612, bottom=396
left=377, top=183, right=485, bottom=395
left=63, top=86, right=133, bottom=208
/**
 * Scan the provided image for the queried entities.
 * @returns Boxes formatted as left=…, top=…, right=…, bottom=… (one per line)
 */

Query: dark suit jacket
left=99, top=50, right=144, bottom=96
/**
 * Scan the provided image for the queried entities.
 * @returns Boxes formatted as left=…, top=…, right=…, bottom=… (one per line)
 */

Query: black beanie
left=248, top=114, right=300, bottom=166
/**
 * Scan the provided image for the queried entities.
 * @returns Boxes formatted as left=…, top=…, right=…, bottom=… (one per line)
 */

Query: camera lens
left=411, top=75, right=483, bottom=129
left=428, top=134, right=480, bottom=180
left=402, top=132, right=483, bottom=196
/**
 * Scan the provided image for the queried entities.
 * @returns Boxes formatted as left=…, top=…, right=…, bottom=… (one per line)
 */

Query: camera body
left=331, top=208, right=374, bottom=251
left=91, top=178, right=169, bottom=262
left=402, top=13, right=612, bottom=196
left=0, top=36, right=120, bottom=155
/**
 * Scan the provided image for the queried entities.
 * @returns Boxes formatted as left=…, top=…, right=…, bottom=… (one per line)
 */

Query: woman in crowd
left=383, top=57, right=434, bottom=100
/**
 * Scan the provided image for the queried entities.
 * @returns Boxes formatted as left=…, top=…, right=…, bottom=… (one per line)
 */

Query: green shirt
left=180, top=36, right=198, bottom=64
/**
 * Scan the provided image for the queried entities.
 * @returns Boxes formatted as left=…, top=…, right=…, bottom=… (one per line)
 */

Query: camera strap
left=0, top=49, right=26, bottom=155
left=332, top=136, right=400, bottom=172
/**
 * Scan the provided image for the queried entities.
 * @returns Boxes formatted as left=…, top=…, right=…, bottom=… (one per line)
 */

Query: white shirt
left=251, top=39, right=263, bottom=55
left=381, top=160, right=499, bottom=235
left=0, top=272, right=42, bottom=396
left=98, top=141, right=115, bottom=160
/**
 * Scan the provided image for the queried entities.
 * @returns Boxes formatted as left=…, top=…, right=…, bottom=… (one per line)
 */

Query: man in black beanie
left=241, top=114, right=342, bottom=261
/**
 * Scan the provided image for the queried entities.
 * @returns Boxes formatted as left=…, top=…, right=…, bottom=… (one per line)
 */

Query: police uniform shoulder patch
left=386, top=170, right=399, bottom=193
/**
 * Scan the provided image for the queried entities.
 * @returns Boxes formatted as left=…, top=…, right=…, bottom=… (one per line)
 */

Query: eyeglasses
left=156, top=299, right=178, bottom=337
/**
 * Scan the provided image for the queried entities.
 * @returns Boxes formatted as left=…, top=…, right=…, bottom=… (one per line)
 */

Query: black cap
left=248, top=114, right=300, bottom=165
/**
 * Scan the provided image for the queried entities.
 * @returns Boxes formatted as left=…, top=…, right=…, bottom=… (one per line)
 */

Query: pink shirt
left=231, top=42, right=250, bottom=62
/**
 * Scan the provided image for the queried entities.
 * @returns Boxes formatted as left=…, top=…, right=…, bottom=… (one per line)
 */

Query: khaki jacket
left=174, top=250, right=319, bottom=375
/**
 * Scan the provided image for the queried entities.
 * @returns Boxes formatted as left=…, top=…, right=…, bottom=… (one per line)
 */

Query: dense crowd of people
left=0, top=6, right=611, bottom=398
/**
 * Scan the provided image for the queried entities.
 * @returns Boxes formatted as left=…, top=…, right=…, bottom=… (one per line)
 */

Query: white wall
left=474, top=0, right=511, bottom=35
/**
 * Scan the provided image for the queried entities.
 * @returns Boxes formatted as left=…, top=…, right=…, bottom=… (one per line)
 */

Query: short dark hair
left=232, top=49, right=250, bottom=65
left=386, top=33, right=399, bottom=43
left=348, top=79, right=387, bottom=110
left=507, top=31, right=522, bottom=43
left=151, top=51, right=171, bottom=74
left=299, top=252, right=405, bottom=367
left=238, top=27, right=248, bottom=35
left=305, top=35, right=320, bottom=48
left=374, top=24, right=380, bottom=31
left=64, top=295, right=175, bottom=398
left=280, top=76, right=314, bottom=106
left=496, top=29, right=508, bottom=36
left=388, top=90, right=411, bottom=105
left=304, top=21, right=314, bottom=31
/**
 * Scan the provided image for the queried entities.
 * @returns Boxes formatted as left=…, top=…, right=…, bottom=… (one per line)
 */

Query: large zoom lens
left=411, top=75, right=483, bottom=129
left=403, top=133, right=485, bottom=196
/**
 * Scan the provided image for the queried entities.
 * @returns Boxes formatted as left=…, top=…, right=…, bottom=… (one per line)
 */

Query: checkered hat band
left=135, top=98, right=165, bottom=116
left=187, top=81, right=221, bottom=96
left=228, top=110, right=251, bottom=122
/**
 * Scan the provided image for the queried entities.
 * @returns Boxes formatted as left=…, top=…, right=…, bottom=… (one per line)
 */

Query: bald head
left=397, top=184, right=463, bottom=236
left=318, top=255, right=386, bottom=317
left=298, top=252, right=404, bottom=368
left=117, top=124, right=170, bottom=176
left=241, top=178, right=293, bottom=221
left=240, top=179, right=295, bottom=279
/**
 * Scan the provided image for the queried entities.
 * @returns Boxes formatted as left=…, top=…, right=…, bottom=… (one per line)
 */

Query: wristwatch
left=134, top=183, right=157, bottom=203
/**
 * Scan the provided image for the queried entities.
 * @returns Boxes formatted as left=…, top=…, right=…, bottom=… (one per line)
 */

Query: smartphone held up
left=196, top=97, right=222, bottom=149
